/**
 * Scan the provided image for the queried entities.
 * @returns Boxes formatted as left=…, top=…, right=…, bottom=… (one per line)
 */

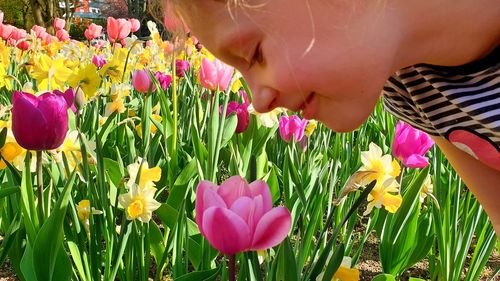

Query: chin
left=320, top=110, right=371, bottom=133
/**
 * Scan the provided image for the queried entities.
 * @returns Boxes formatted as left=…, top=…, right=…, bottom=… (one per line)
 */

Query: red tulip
left=107, top=17, right=131, bottom=43
left=11, top=91, right=70, bottom=150
left=196, top=176, right=291, bottom=255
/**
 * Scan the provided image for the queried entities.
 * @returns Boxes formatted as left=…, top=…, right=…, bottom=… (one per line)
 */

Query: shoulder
left=383, top=45, right=500, bottom=170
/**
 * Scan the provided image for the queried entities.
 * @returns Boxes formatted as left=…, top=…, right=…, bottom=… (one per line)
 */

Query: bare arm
left=432, top=137, right=500, bottom=236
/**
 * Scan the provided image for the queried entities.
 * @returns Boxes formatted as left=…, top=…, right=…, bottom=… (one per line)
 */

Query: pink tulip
left=279, top=115, right=308, bottom=142
left=53, top=17, right=66, bottom=30
left=153, top=71, right=172, bottom=91
left=196, top=176, right=291, bottom=255
left=92, top=54, right=106, bottom=68
left=107, top=17, right=131, bottom=43
left=392, top=121, right=434, bottom=168
left=175, top=59, right=190, bottom=78
left=11, top=91, right=70, bottom=150
left=56, top=29, right=70, bottom=41
left=128, top=18, right=140, bottom=33
left=84, top=23, right=103, bottom=41
left=132, top=70, right=155, bottom=93
left=31, top=25, right=46, bottom=38
left=223, top=101, right=249, bottom=133
left=0, top=24, right=14, bottom=40
left=10, top=28, right=29, bottom=50
left=199, top=58, right=234, bottom=91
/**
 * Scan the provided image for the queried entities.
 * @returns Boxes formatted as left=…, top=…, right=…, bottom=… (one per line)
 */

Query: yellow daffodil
left=248, top=104, right=286, bottom=128
left=359, top=142, right=401, bottom=185
left=127, top=158, right=162, bottom=190
left=68, top=64, right=102, bottom=99
left=0, top=121, right=31, bottom=171
left=305, top=120, right=318, bottom=137
left=98, top=48, right=129, bottom=83
left=30, top=54, right=72, bottom=91
left=105, top=83, right=131, bottom=116
left=118, top=183, right=161, bottom=223
left=54, top=130, right=96, bottom=176
left=316, top=256, right=360, bottom=281
left=76, top=199, right=103, bottom=235
left=136, top=114, right=162, bottom=137
left=0, top=64, right=11, bottom=90
left=420, top=174, right=433, bottom=203
left=364, top=177, right=403, bottom=215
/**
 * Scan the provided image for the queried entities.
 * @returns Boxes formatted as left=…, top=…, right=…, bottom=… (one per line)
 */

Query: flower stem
left=171, top=42, right=178, bottom=153
left=228, top=254, right=236, bottom=281
left=36, top=150, right=44, bottom=222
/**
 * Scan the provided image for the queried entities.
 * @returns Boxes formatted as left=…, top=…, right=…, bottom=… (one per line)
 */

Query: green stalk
left=36, top=150, right=44, bottom=223
left=171, top=40, right=178, bottom=154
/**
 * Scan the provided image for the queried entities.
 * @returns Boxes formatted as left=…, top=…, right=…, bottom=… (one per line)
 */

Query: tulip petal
left=202, top=207, right=251, bottom=255
left=404, top=154, right=430, bottom=168
left=12, top=92, right=48, bottom=150
left=249, top=180, right=272, bottom=211
left=195, top=181, right=225, bottom=235
left=251, top=207, right=291, bottom=250
left=231, top=195, right=265, bottom=234
left=37, top=93, right=68, bottom=149
left=217, top=176, right=251, bottom=207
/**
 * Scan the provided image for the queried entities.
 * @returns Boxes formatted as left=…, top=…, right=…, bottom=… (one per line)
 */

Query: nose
left=249, top=86, right=280, bottom=113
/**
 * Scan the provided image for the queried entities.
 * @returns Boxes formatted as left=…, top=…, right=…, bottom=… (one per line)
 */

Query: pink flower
left=11, top=91, right=69, bottom=150
left=53, top=88, right=77, bottom=113
left=279, top=115, right=308, bottom=142
left=107, top=17, right=131, bottom=43
left=128, top=18, right=140, bottom=33
left=224, top=101, right=249, bottom=133
left=84, top=23, right=103, bottom=41
left=199, top=58, right=234, bottom=91
left=195, top=176, right=291, bottom=255
left=175, top=59, right=190, bottom=78
left=92, top=54, right=106, bottom=68
left=31, top=25, right=46, bottom=38
left=56, top=29, right=70, bottom=41
left=53, top=17, right=66, bottom=30
left=9, top=28, right=29, bottom=50
left=392, top=121, right=434, bottom=168
left=153, top=71, right=172, bottom=91
left=0, top=24, right=14, bottom=40
left=132, top=70, right=155, bottom=93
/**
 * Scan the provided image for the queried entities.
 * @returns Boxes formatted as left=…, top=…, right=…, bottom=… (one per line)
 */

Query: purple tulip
left=196, top=176, right=291, bottom=255
left=175, top=59, right=190, bottom=78
left=53, top=88, right=77, bottom=113
left=224, top=101, right=249, bottom=133
left=279, top=115, right=308, bottom=143
left=392, top=121, right=435, bottom=168
left=12, top=91, right=69, bottom=150
left=153, top=71, right=172, bottom=91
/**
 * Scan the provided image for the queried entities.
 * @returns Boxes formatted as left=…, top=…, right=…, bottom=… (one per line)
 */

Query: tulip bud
left=11, top=91, right=69, bottom=150
left=223, top=101, right=249, bottom=133
left=175, top=59, right=190, bottom=78
left=74, top=87, right=86, bottom=110
left=153, top=71, right=172, bottom=91
left=56, top=29, right=70, bottom=41
left=199, top=58, right=234, bottom=91
left=279, top=115, right=308, bottom=143
left=128, top=18, right=140, bottom=33
left=132, top=70, right=155, bottom=94
left=392, top=121, right=434, bottom=168
left=107, top=17, right=131, bottom=43
left=54, top=17, right=66, bottom=30
left=92, top=54, right=107, bottom=68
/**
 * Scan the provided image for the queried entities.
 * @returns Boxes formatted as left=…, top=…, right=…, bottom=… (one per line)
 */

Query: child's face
left=178, top=0, right=404, bottom=132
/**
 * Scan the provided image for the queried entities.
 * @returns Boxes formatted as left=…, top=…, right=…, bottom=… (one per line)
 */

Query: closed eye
left=248, top=42, right=264, bottom=69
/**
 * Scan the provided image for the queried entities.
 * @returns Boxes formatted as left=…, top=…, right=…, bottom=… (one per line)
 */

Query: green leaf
left=20, top=243, right=37, bottom=281
left=0, top=127, right=7, bottom=148
left=221, top=113, right=237, bottom=147
left=321, top=243, right=345, bottom=281
left=409, top=278, right=426, bottom=281
left=277, top=238, right=298, bottom=281
left=32, top=172, right=77, bottom=281
left=174, top=266, right=220, bottom=281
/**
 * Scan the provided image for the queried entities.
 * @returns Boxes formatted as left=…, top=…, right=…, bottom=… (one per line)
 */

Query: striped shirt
left=383, top=46, right=500, bottom=171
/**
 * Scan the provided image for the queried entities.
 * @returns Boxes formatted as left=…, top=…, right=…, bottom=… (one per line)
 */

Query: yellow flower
left=316, top=256, right=360, bottom=281
left=104, top=83, right=131, bottom=116
left=118, top=184, right=161, bottom=223
left=68, top=64, right=102, bottom=99
left=99, top=48, right=129, bottom=83
left=77, top=199, right=102, bottom=222
left=359, top=142, right=400, bottom=185
left=127, top=158, right=162, bottom=190
left=55, top=130, right=96, bottom=175
left=0, top=64, right=11, bottom=90
left=231, top=79, right=243, bottom=93
left=0, top=121, right=29, bottom=171
left=420, top=175, right=433, bottom=203
left=30, top=54, right=72, bottom=90
left=364, top=177, right=402, bottom=215
left=136, top=114, right=162, bottom=137
left=305, top=120, right=318, bottom=137
left=248, top=104, right=285, bottom=128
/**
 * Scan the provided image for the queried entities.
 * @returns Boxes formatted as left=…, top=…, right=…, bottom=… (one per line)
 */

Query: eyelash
left=248, top=42, right=264, bottom=69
